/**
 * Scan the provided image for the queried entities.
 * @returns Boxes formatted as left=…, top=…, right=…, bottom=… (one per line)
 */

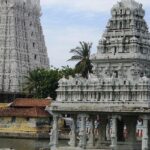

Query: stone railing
left=57, top=84, right=150, bottom=103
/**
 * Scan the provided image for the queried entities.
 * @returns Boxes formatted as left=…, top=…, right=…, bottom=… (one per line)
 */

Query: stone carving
left=78, top=114, right=87, bottom=149
left=49, top=114, right=59, bottom=150
left=87, top=118, right=95, bottom=148
left=49, top=129, right=55, bottom=147
left=68, top=117, right=77, bottom=147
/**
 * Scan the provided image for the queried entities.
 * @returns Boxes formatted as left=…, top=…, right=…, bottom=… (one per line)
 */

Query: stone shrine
left=49, top=0, right=150, bottom=150
left=0, top=0, right=49, bottom=98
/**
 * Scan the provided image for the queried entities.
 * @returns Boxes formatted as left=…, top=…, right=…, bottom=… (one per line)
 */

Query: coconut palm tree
left=69, top=41, right=93, bottom=78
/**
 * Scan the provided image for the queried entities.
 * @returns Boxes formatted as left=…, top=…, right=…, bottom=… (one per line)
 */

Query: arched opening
left=114, top=46, right=117, bottom=55
left=114, top=71, right=118, bottom=78
left=124, top=81, right=126, bottom=85
left=140, top=72, right=144, bottom=77
left=31, top=32, right=34, bottom=36
left=120, top=9, right=122, bottom=15
left=124, top=20, right=127, bottom=28
left=120, top=22, right=122, bottom=29
left=33, top=42, right=35, bottom=48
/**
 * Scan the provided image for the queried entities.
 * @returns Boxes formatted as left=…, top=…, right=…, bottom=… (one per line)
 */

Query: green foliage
left=59, top=65, right=75, bottom=79
left=24, top=67, right=75, bottom=99
left=69, top=41, right=93, bottom=78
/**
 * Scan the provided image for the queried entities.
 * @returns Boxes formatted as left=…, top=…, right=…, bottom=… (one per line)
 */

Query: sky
left=40, top=0, right=150, bottom=68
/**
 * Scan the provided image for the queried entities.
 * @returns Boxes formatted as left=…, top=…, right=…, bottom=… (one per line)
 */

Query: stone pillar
left=78, top=114, right=87, bottom=149
left=142, top=116, right=148, bottom=150
left=110, top=116, right=117, bottom=150
left=68, top=115, right=77, bottom=147
left=87, top=116, right=95, bottom=148
left=50, top=114, right=59, bottom=150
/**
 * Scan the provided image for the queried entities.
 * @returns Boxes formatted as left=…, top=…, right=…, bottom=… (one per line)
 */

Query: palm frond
left=70, top=48, right=83, bottom=56
left=69, top=41, right=93, bottom=78
left=68, top=55, right=82, bottom=61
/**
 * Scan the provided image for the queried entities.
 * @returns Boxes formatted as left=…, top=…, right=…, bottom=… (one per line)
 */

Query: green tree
left=59, top=65, right=75, bottom=79
left=24, top=66, right=75, bottom=99
left=24, top=68, right=60, bottom=99
left=69, top=41, right=93, bottom=78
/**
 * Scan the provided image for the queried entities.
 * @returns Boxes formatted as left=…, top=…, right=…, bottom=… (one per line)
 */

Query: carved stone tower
left=0, top=0, right=49, bottom=98
left=92, top=0, right=150, bottom=82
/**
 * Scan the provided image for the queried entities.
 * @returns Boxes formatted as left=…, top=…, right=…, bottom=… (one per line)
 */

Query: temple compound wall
left=49, top=0, right=150, bottom=150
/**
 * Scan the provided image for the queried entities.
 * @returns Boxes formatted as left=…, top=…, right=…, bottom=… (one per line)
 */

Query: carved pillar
left=68, top=115, right=77, bottom=147
left=87, top=116, right=95, bottom=148
left=110, top=116, right=117, bottom=150
left=142, top=116, right=148, bottom=150
left=50, top=114, right=59, bottom=150
left=78, top=114, right=87, bottom=149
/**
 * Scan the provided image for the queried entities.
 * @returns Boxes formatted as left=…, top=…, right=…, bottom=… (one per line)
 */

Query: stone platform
left=55, top=141, right=141, bottom=150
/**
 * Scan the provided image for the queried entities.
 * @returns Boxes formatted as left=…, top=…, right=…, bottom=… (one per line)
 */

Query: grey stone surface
left=0, top=0, right=49, bottom=94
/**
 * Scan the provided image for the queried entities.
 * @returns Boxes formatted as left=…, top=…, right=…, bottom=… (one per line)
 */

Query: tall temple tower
left=0, top=0, right=49, bottom=97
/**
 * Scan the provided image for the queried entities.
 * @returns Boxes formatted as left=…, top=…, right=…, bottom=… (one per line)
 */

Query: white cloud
left=41, top=0, right=150, bottom=13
